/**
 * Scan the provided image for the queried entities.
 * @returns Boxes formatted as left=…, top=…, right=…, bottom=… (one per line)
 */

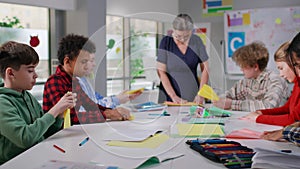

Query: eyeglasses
left=172, top=31, right=191, bottom=42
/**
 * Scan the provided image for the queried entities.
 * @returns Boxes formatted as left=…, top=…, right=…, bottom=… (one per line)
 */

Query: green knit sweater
left=0, top=83, right=63, bottom=164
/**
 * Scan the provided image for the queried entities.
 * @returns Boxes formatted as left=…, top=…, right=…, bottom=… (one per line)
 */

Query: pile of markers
left=186, top=139, right=255, bottom=168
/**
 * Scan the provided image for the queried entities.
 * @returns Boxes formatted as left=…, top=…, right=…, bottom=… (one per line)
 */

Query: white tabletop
left=1, top=106, right=299, bottom=169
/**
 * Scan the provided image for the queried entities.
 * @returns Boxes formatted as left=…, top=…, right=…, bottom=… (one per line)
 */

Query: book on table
left=131, top=101, right=166, bottom=112
left=252, top=148, right=300, bottom=169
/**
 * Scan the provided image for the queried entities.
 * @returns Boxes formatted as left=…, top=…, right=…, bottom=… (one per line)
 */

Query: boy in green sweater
left=0, top=41, right=76, bottom=164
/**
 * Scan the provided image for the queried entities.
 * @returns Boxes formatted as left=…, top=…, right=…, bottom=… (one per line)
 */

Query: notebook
left=132, top=102, right=166, bottom=112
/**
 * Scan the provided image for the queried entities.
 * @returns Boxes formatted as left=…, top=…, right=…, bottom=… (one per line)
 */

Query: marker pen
left=79, top=137, right=89, bottom=146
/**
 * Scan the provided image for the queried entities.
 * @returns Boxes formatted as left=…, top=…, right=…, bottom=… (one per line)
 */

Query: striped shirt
left=226, top=70, right=290, bottom=112
left=283, top=125, right=300, bottom=146
left=78, top=77, right=120, bottom=112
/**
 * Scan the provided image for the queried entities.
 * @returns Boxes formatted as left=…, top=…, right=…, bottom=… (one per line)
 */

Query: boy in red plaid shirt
left=43, top=34, right=130, bottom=130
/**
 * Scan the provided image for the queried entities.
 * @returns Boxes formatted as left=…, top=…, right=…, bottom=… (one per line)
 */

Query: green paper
left=136, top=157, right=160, bottom=169
left=202, top=109, right=210, bottom=117
left=207, top=106, right=231, bottom=116
left=189, top=106, right=197, bottom=115
left=136, top=154, right=184, bottom=169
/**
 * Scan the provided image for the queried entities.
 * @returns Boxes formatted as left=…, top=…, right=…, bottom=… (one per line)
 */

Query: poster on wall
left=203, top=0, right=233, bottom=17
left=224, top=6, right=300, bottom=74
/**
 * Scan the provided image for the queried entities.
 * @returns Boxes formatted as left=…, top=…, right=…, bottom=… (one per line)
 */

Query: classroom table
left=1, top=106, right=300, bottom=169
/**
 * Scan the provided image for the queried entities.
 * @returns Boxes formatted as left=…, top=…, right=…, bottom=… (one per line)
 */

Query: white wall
left=107, top=0, right=178, bottom=22
left=179, top=0, right=300, bottom=91
left=65, top=0, right=107, bottom=95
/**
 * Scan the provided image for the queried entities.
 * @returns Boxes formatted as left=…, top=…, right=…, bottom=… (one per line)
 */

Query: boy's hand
left=49, top=92, right=77, bottom=118
left=116, top=90, right=142, bottom=104
left=103, top=107, right=130, bottom=121
left=289, top=121, right=300, bottom=127
left=261, top=128, right=284, bottom=141
left=212, top=98, right=232, bottom=109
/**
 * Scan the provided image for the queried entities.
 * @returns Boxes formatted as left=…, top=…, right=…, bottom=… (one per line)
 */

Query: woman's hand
left=171, top=95, right=187, bottom=104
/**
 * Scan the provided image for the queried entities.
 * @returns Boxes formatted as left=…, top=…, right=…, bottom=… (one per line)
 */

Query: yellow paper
left=129, top=115, right=135, bottom=121
left=176, top=124, right=224, bottom=137
left=222, top=0, right=233, bottom=6
left=164, top=101, right=202, bottom=106
left=243, top=13, right=251, bottom=25
left=198, top=84, right=219, bottom=101
left=107, top=134, right=169, bottom=148
left=126, top=88, right=144, bottom=94
left=63, top=108, right=71, bottom=129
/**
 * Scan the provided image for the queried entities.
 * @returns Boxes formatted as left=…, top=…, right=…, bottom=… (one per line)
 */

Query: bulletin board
left=224, top=6, right=300, bottom=74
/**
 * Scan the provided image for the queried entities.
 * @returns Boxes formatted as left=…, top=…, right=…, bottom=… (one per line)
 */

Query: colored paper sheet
left=226, top=128, right=262, bottom=139
left=187, top=117, right=225, bottom=124
left=207, top=106, right=232, bottom=117
left=133, top=102, right=166, bottom=112
left=126, top=88, right=144, bottom=94
left=164, top=101, right=203, bottom=106
left=198, top=84, right=219, bottom=101
left=243, top=13, right=251, bottom=25
left=203, top=0, right=233, bottom=17
left=176, top=124, right=224, bottom=137
left=136, top=154, right=184, bottom=169
left=104, top=128, right=164, bottom=142
left=222, top=0, right=232, bottom=6
left=107, top=134, right=169, bottom=148
left=63, top=109, right=71, bottom=129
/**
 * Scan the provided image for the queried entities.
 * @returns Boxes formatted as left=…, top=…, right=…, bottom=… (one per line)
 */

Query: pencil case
left=186, top=139, right=255, bottom=168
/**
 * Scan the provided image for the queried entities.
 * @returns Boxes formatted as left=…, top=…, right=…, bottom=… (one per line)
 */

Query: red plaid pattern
left=43, top=65, right=107, bottom=126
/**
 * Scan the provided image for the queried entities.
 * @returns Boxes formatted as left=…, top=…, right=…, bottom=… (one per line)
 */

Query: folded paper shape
left=198, top=84, right=219, bottom=101
left=136, top=154, right=184, bottom=169
left=63, top=108, right=71, bottom=129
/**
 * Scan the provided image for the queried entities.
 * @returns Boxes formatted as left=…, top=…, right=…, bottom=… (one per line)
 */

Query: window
left=129, top=18, right=157, bottom=89
left=0, top=3, right=49, bottom=82
left=0, top=3, right=50, bottom=104
left=106, top=15, right=159, bottom=96
left=106, top=15, right=124, bottom=95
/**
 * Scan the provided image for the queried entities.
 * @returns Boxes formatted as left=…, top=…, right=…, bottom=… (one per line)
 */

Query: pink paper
left=226, top=128, right=263, bottom=139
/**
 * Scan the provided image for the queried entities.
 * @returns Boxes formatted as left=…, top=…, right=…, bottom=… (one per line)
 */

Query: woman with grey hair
left=157, top=14, right=209, bottom=104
